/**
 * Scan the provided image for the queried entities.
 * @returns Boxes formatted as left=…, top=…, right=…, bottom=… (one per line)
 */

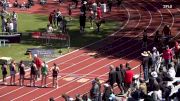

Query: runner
left=41, top=61, right=48, bottom=87
left=18, top=60, right=25, bottom=86
left=1, top=62, right=7, bottom=85
left=10, top=60, right=16, bottom=85
left=51, top=63, right=60, bottom=88
left=30, top=61, right=37, bottom=87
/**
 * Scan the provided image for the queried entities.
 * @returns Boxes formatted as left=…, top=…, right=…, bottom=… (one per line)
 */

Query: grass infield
left=0, top=13, right=120, bottom=78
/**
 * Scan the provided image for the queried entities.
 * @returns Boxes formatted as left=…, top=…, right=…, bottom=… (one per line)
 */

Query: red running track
left=0, top=0, right=180, bottom=101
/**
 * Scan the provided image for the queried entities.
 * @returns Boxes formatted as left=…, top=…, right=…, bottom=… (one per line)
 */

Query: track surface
left=0, top=0, right=180, bottom=101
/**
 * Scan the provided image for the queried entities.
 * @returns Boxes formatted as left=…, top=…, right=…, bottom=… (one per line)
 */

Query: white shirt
left=168, top=67, right=176, bottom=79
left=7, top=22, right=14, bottom=31
left=92, top=3, right=97, bottom=12
left=47, top=26, right=53, bottom=33
left=101, top=3, right=107, bottom=13
left=152, top=90, right=162, bottom=101
left=12, top=13, right=17, bottom=20
left=152, top=51, right=160, bottom=62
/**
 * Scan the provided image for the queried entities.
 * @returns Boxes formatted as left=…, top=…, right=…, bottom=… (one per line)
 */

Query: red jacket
left=34, top=57, right=42, bottom=68
left=163, top=49, right=173, bottom=60
left=124, top=70, right=134, bottom=84
left=97, top=7, right=102, bottom=19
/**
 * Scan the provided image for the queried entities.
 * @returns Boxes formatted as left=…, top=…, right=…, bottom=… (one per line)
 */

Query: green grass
left=0, top=13, right=120, bottom=78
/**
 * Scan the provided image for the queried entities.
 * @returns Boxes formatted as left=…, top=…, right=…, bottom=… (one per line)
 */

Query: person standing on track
left=18, top=60, right=25, bottom=86
left=1, top=62, right=7, bottom=85
left=41, top=61, right=48, bottom=87
left=141, top=51, right=149, bottom=82
left=106, top=65, right=116, bottom=89
left=162, top=45, right=173, bottom=69
left=51, top=63, right=60, bottom=88
left=33, top=54, right=42, bottom=80
left=10, top=60, right=16, bottom=85
left=115, top=66, right=125, bottom=94
left=124, top=64, right=134, bottom=94
left=30, top=61, right=37, bottom=87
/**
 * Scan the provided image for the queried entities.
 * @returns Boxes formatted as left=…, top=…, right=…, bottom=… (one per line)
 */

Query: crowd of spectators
left=0, top=9, right=17, bottom=33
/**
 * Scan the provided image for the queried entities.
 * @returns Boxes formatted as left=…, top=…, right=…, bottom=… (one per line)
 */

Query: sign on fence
left=30, top=49, right=55, bottom=58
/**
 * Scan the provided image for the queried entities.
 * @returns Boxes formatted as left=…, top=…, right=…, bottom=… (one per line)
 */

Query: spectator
left=147, top=71, right=158, bottom=91
left=102, top=83, right=113, bottom=101
left=75, top=94, right=82, bottom=101
left=107, top=65, right=116, bottom=89
left=62, top=94, right=70, bottom=101
left=79, top=12, right=86, bottom=33
left=151, top=84, right=162, bottom=101
left=101, top=2, right=107, bottom=14
left=52, top=10, right=56, bottom=27
left=158, top=67, right=172, bottom=81
left=61, top=16, right=67, bottom=33
left=119, top=64, right=126, bottom=80
left=162, top=45, right=173, bottom=68
left=80, top=1, right=87, bottom=15
left=124, top=64, right=134, bottom=93
left=6, top=18, right=14, bottom=34
left=1, top=62, right=7, bottom=85
left=12, top=11, right=17, bottom=32
left=175, top=63, right=180, bottom=77
left=72, top=0, right=78, bottom=8
left=51, top=63, right=60, bottom=88
left=89, top=8, right=94, bottom=29
left=90, top=80, right=100, bottom=101
left=10, top=60, right=16, bottom=85
left=107, top=0, right=112, bottom=12
left=56, top=9, right=62, bottom=26
left=147, top=51, right=153, bottom=73
left=154, top=31, right=161, bottom=46
left=30, top=61, right=37, bottom=87
left=48, top=12, right=53, bottom=25
left=170, top=88, right=180, bottom=101
left=68, top=3, right=72, bottom=21
left=97, top=5, right=102, bottom=19
left=1, top=17, right=7, bottom=32
left=94, top=77, right=102, bottom=101
left=115, top=66, right=124, bottom=94
left=152, top=47, right=160, bottom=72
left=139, top=79, right=147, bottom=94
left=33, top=54, right=42, bottom=79
left=92, top=2, right=97, bottom=18
left=174, top=41, right=180, bottom=63
left=162, top=25, right=171, bottom=37
left=13, top=0, right=19, bottom=7
left=49, top=97, right=55, bottom=101
left=128, top=88, right=142, bottom=101
left=82, top=94, right=91, bottom=101
left=41, top=61, right=48, bottom=87
left=47, top=24, right=53, bottom=34
left=167, top=64, right=176, bottom=79
left=18, top=60, right=25, bottom=86
left=141, top=51, right=149, bottom=81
